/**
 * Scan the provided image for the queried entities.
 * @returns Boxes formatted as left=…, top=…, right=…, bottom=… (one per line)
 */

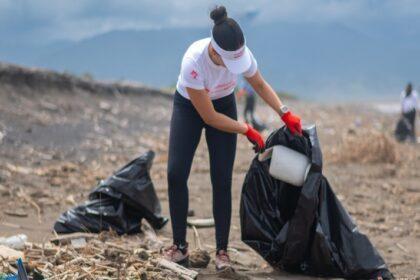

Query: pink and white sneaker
left=162, top=244, right=189, bottom=267
left=215, top=250, right=232, bottom=271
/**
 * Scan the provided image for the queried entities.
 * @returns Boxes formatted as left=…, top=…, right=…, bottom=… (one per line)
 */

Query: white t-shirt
left=401, top=90, right=418, bottom=113
left=176, top=38, right=258, bottom=100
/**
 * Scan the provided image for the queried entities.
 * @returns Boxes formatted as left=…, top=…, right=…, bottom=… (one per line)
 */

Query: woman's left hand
left=281, top=111, right=303, bottom=136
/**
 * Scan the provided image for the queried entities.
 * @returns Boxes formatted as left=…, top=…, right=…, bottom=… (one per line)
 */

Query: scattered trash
left=240, top=126, right=392, bottom=279
left=16, top=258, right=29, bottom=280
left=0, top=230, right=188, bottom=279
left=0, top=234, right=27, bottom=250
left=54, top=151, right=168, bottom=234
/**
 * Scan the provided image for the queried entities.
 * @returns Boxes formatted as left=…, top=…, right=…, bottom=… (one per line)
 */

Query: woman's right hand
left=244, top=124, right=265, bottom=153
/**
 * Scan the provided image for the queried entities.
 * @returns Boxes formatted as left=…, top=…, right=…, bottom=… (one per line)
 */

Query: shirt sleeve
left=178, top=57, right=205, bottom=90
left=243, top=49, right=258, bottom=78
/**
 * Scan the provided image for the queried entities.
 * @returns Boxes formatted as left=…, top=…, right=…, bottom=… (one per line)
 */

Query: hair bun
left=210, top=5, right=227, bottom=25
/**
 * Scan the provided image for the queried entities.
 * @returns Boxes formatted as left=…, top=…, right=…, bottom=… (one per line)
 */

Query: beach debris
left=16, top=258, right=29, bottom=280
left=4, top=209, right=28, bottom=218
left=187, top=218, right=215, bottom=228
left=54, top=151, right=168, bottom=235
left=189, top=225, right=210, bottom=268
left=190, top=250, right=211, bottom=268
left=0, top=245, right=23, bottom=261
left=16, top=188, right=42, bottom=223
left=50, top=233, right=97, bottom=246
left=0, top=235, right=27, bottom=250
left=155, top=258, right=199, bottom=280
left=0, top=233, right=197, bottom=279
left=327, top=130, right=399, bottom=164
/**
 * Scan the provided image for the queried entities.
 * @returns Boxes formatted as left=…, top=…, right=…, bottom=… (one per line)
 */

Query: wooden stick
left=156, top=258, right=198, bottom=280
left=17, top=187, right=42, bottom=223
left=191, top=225, right=202, bottom=250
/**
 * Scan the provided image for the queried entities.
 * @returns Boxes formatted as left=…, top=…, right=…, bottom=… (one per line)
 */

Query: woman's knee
left=167, top=166, right=188, bottom=187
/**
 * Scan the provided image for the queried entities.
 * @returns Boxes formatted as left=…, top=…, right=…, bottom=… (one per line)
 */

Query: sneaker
left=162, top=244, right=189, bottom=267
left=215, top=250, right=232, bottom=271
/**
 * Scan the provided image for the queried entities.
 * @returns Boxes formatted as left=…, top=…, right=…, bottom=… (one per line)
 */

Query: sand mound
left=326, top=130, right=399, bottom=164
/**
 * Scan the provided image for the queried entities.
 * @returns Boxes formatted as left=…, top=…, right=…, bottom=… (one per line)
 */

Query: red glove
left=244, top=124, right=265, bottom=153
left=281, top=111, right=302, bottom=135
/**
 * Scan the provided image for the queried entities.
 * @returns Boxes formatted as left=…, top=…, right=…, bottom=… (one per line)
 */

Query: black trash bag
left=53, top=198, right=144, bottom=234
left=54, top=151, right=168, bottom=234
left=394, top=116, right=412, bottom=142
left=240, top=126, right=391, bottom=279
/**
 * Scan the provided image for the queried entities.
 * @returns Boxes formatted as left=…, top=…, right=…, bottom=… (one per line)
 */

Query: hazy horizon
left=1, top=0, right=419, bottom=101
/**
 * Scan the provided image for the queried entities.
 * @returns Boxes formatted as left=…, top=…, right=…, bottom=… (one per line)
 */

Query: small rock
left=65, top=195, right=76, bottom=205
left=99, top=101, right=112, bottom=111
left=70, top=237, right=87, bottom=248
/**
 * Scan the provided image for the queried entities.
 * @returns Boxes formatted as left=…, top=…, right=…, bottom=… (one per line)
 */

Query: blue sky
left=1, top=0, right=420, bottom=43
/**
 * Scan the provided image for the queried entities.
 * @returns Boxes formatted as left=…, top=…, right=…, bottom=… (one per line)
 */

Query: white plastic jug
left=0, top=234, right=27, bottom=250
left=259, top=145, right=311, bottom=187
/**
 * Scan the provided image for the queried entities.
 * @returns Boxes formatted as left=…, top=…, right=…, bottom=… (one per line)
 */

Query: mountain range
left=1, top=20, right=419, bottom=101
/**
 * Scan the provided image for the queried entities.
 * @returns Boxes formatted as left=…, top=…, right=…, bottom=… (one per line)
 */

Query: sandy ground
left=0, top=84, right=419, bottom=279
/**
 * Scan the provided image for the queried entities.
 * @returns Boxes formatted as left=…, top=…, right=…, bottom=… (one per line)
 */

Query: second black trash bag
left=54, top=151, right=168, bottom=235
left=240, top=126, right=391, bottom=279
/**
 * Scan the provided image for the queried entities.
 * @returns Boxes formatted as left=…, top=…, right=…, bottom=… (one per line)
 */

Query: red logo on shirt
left=190, top=70, right=198, bottom=79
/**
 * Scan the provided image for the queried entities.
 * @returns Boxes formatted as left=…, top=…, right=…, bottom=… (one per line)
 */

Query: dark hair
left=210, top=5, right=244, bottom=51
left=406, top=82, right=413, bottom=97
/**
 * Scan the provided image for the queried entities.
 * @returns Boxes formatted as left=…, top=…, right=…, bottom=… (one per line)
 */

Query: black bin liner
left=394, top=116, right=412, bottom=142
left=54, top=151, right=168, bottom=234
left=240, top=126, right=391, bottom=279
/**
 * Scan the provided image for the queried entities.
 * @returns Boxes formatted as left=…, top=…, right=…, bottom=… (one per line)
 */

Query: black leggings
left=167, top=92, right=237, bottom=251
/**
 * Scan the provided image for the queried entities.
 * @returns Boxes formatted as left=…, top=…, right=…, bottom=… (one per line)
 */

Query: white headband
left=210, top=31, right=246, bottom=60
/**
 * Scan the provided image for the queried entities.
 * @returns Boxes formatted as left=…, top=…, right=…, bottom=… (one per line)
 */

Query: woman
left=163, top=6, right=302, bottom=270
left=401, top=83, right=418, bottom=142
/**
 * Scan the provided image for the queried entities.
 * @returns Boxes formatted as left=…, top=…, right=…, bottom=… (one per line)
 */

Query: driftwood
left=1, top=231, right=190, bottom=279
left=0, top=245, right=23, bottom=261
left=156, top=258, right=198, bottom=280
left=187, top=218, right=215, bottom=228
left=50, top=233, right=98, bottom=246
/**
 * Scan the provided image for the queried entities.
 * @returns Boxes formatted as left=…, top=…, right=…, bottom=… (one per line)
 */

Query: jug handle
left=258, top=147, right=274, bottom=162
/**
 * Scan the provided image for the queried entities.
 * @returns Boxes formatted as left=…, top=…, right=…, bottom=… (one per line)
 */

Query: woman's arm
left=245, top=70, right=283, bottom=116
left=186, top=87, right=248, bottom=134
left=246, top=70, right=302, bottom=135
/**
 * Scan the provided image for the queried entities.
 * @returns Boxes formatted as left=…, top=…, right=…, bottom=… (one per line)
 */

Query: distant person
left=396, top=83, right=418, bottom=142
left=163, top=6, right=302, bottom=270
left=237, top=77, right=267, bottom=131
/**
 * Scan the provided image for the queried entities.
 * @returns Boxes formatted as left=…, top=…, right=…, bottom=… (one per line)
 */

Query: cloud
left=1, top=0, right=420, bottom=42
